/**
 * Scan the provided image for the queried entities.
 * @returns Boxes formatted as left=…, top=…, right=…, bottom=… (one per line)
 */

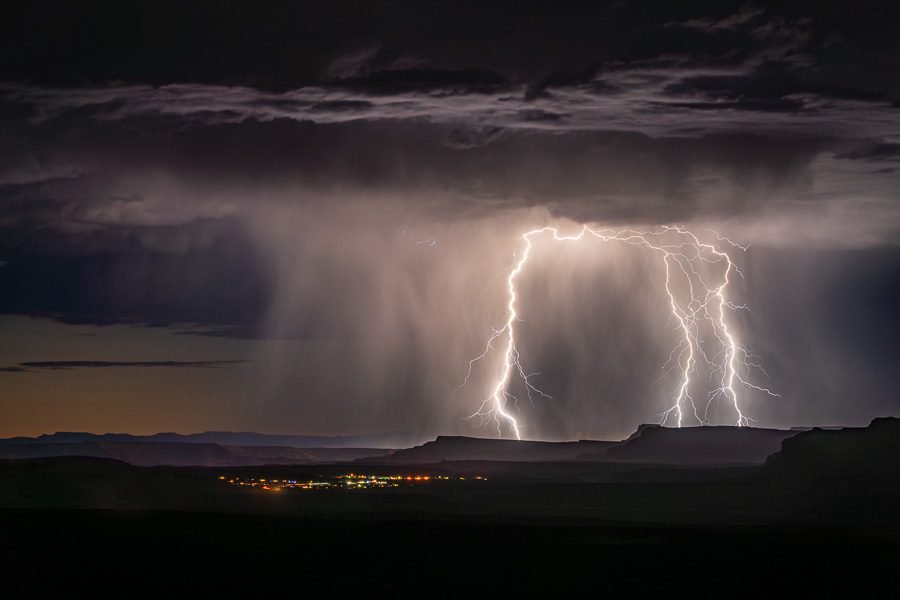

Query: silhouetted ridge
left=601, top=425, right=802, bottom=465
left=0, top=441, right=393, bottom=466
left=357, top=435, right=617, bottom=464
left=763, top=417, right=900, bottom=483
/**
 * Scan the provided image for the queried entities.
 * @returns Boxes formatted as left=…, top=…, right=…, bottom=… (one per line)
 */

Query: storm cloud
left=0, top=1, right=898, bottom=439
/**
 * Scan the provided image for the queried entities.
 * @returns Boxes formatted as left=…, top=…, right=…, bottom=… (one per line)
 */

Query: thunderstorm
left=462, top=225, right=780, bottom=440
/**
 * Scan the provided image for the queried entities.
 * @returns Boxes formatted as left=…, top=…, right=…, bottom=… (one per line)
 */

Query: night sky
left=1, top=1, right=898, bottom=440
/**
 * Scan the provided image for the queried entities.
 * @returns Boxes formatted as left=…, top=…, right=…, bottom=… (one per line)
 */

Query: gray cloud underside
left=2, top=80, right=897, bottom=256
left=2, top=2, right=898, bottom=244
left=4, top=76, right=896, bottom=141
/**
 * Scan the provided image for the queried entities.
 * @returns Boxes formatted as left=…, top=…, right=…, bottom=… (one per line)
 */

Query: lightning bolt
left=462, top=225, right=779, bottom=440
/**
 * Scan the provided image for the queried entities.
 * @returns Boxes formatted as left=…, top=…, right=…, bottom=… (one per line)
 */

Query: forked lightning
left=461, top=225, right=779, bottom=440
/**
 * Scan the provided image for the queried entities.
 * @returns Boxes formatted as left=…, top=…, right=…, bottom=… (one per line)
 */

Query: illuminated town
left=218, top=473, right=487, bottom=491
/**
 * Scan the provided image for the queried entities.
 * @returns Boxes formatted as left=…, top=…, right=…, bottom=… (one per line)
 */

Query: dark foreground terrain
left=2, top=419, right=898, bottom=596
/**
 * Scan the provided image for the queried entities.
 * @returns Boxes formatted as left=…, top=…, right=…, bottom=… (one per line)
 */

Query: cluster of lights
left=217, top=474, right=487, bottom=492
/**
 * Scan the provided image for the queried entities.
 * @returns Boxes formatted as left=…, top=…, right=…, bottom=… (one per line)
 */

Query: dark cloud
left=835, top=143, right=900, bottom=161
left=524, top=65, right=614, bottom=101
left=4, top=1, right=898, bottom=96
left=672, top=5, right=766, bottom=31
left=328, top=67, right=509, bottom=95
left=649, top=98, right=806, bottom=113
left=0, top=215, right=271, bottom=331
left=663, top=63, right=889, bottom=104
left=309, top=100, right=372, bottom=112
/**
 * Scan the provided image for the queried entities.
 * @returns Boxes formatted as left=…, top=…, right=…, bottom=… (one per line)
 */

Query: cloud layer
left=1, top=1, right=898, bottom=438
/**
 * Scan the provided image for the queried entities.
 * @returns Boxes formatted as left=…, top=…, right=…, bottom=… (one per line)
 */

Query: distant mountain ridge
left=357, top=425, right=814, bottom=466
left=7, top=422, right=885, bottom=468
left=0, top=441, right=393, bottom=466
left=357, top=435, right=618, bottom=464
